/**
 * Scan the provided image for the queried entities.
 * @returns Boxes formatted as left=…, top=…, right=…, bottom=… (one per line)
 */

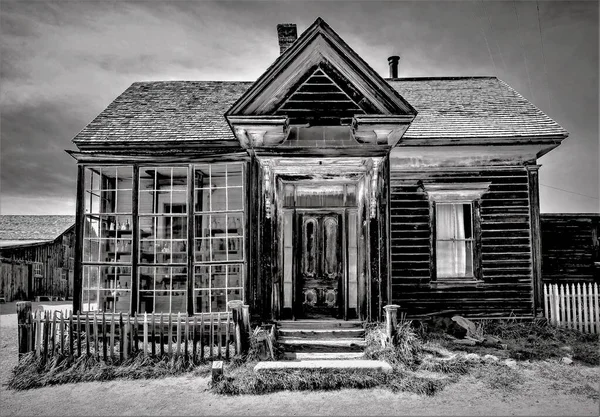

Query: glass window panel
left=211, top=214, right=227, bottom=234
left=212, top=267, right=227, bottom=289
left=117, top=190, right=133, bottom=213
left=139, top=291, right=154, bottom=313
left=195, top=165, right=210, bottom=188
left=154, top=293, right=171, bottom=314
left=463, top=204, right=473, bottom=239
left=227, top=164, right=243, bottom=187
left=227, top=187, right=243, bottom=211
left=194, top=265, right=210, bottom=289
left=90, top=193, right=100, bottom=214
left=116, top=166, right=133, bottom=189
left=211, top=165, right=227, bottom=188
left=211, top=188, right=227, bottom=211
left=171, top=292, right=187, bottom=313
left=195, top=239, right=211, bottom=262
left=228, top=238, right=243, bottom=261
left=139, top=191, right=154, bottom=214
left=227, top=214, right=244, bottom=236
left=194, top=290, right=210, bottom=313
left=227, top=289, right=242, bottom=305
left=194, top=188, right=210, bottom=213
left=212, top=290, right=227, bottom=312
left=171, top=168, right=187, bottom=190
left=228, top=265, right=242, bottom=288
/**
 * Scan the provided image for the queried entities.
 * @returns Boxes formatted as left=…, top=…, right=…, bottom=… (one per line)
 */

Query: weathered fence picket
left=16, top=308, right=247, bottom=363
left=544, top=283, right=600, bottom=334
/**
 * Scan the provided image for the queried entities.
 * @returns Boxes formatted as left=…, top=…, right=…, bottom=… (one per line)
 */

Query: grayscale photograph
left=0, top=1, right=598, bottom=416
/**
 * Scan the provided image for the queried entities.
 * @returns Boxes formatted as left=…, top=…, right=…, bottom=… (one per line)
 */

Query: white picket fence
left=543, top=282, right=599, bottom=334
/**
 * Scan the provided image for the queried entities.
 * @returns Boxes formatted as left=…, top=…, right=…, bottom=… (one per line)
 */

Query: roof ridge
left=387, top=76, right=497, bottom=81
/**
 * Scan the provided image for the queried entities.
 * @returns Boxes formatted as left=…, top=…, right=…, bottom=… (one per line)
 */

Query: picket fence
left=543, top=282, right=599, bottom=334
left=17, top=309, right=247, bottom=363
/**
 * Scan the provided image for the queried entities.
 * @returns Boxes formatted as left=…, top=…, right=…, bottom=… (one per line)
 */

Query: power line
left=540, top=184, right=600, bottom=200
left=481, top=0, right=507, bottom=73
left=473, top=1, right=498, bottom=75
left=536, top=0, right=554, bottom=117
left=513, top=0, right=536, bottom=103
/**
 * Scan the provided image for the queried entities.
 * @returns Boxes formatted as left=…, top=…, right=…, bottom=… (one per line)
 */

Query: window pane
left=436, top=241, right=473, bottom=278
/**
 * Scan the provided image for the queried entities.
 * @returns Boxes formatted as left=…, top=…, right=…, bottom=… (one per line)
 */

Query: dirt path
left=1, top=308, right=598, bottom=416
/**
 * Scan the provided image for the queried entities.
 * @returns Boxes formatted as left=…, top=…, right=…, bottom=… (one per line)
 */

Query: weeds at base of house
left=7, top=352, right=211, bottom=391
left=210, top=368, right=448, bottom=396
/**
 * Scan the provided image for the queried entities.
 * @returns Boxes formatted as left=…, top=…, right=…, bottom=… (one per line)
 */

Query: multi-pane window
left=193, top=163, right=244, bottom=313
left=82, top=167, right=133, bottom=313
left=435, top=203, right=474, bottom=279
left=138, top=167, right=188, bottom=314
left=32, top=263, right=43, bottom=278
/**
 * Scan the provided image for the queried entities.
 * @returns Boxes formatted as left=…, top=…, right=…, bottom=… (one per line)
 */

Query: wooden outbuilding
left=0, top=215, right=75, bottom=301
left=67, top=19, right=569, bottom=321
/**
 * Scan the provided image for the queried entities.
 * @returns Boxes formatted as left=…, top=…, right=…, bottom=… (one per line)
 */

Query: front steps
left=253, top=319, right=390, bottom=373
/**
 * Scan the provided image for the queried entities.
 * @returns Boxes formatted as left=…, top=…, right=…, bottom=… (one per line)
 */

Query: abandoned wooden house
left=0, top=215, right=75, bottom=302
left=68, top=18, right=569, bottom=322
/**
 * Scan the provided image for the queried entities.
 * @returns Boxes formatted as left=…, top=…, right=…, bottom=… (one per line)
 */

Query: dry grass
left=7, top=352, right=211, bottom=391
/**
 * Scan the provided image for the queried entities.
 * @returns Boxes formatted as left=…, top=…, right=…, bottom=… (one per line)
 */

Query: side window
left=435, top=202, right=474, bottom=279
left=421, top=182, right=490, bottom=283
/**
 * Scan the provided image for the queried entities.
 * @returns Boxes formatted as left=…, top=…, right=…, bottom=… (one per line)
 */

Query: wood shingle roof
left=72, top=77, right=567, bottom=146
left=0, top=215, right=75, bottom=246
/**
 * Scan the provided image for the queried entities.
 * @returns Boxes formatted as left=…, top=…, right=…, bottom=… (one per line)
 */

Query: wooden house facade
left=0, top=216, right=76, bottom=301
left=68, top=19, right=568, bottom=321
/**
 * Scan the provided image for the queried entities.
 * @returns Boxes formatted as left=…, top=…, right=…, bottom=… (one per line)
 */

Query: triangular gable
left=226, top=18, right=416, bottom=149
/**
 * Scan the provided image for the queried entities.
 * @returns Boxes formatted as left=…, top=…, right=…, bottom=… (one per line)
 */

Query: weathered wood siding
left=541, top=214, right=599, bottom=283
left=0, top=228, right=75, bottom=300
left=389, top=168, right=534, bottom=318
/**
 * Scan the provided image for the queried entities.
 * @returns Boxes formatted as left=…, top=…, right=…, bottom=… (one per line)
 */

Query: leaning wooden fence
left=17, top=304, right=250, bottom=363
left=543, top=283, right=599, bottom=334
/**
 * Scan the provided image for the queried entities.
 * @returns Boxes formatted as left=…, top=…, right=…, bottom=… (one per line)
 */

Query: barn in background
left=0, top=215, right=75, bottom=301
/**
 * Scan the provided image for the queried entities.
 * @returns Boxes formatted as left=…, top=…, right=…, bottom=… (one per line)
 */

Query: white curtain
left=436, top=204, right=467, bottom=277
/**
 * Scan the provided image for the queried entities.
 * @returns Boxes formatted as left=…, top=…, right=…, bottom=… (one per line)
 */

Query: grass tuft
left=7, top=352, right=210, bottom=391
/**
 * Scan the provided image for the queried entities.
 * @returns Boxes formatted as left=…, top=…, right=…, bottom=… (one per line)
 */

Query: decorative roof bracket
left=227, top=115, right=289, bottom=148
left=352, top=115, right=415, bottom=147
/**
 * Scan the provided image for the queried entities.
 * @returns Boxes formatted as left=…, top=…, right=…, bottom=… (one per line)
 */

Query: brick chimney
left=277, top=24, right=297, bottom=55
left=388, top=55, right=400, bottom=78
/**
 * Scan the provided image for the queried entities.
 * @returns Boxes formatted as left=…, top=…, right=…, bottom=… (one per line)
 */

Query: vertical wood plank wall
left=0, top=229, right=76, bottom=302
left=541, top=214, right=600, bottom=284
left=389, top=167, right=535, bottom=318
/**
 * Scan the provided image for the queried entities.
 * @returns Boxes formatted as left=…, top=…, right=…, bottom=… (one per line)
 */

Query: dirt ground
left=1, top=302, right=598, bottom=416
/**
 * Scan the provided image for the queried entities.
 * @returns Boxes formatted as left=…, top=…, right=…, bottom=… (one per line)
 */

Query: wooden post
left=192, top=316, right=198, bottom=364
left=210, top=314, right=214, bottom=359
left=77, top=312, right=82, bottom=357
left=43, top=313, right=50, bottom=362
left=133, top=314, right=139, bottom=354
left=110, top=314, right=115, bottom=359
left=119, top=313, right=124, bottom=362
left=85, top=312, right=90, bottom=356
left=176, top=313, right=181, bottom=357
left=241, top=305, right=250, bottom=348
left=200, top=314, right=205, bottom=361
left=227, top=301, right=243, bottom=355
left=167, top=314, right=173, bottom=356
left=383, top=304, right=400, bottom=344
left=594, top=283, right=599, bottom=334
left=225, top=313, right=231, bottom=360
left=184, top=316, right=189, bottom=361
left=17, top=301, right=31, bottom=359
left=60, top=311, right=65, bottom=356
left=143, top=312, right=148, bottom=356
left=69, top=312, right=74, bottom=357
left=159, top=314, right=164, bottom=357
left=101, top=312, right=106, bottom=360
left=151, top=314, right=156, bottom=357
left=93, top=313, right=99, bottom=359
left=566, top=284, right=572, bottom=329
left=51, top=311, right=57, bottom=354
left=582, top=283, right=589, bottom=333
left=211, top=361, right=223, bottom=382
left=217, top=313, right=222, bottom=360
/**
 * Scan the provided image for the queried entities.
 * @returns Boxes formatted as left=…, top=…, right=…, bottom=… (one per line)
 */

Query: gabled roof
left=226, top=18, right=415, bottom=122
left=71, top=77, right=567, bottom=147
left=0, top=216, right=75, bottom=247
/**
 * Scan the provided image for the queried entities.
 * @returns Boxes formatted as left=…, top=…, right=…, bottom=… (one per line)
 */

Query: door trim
left=294, top=208, right=347, bottom=320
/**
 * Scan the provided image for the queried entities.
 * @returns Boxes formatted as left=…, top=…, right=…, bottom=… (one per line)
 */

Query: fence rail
left=543, top=282, right=599, bottom=334
left=16, top=304, right=250, bottom=362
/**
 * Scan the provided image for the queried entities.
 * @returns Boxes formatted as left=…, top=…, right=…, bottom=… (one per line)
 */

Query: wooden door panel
left=299, top=213, right=342, bottom=318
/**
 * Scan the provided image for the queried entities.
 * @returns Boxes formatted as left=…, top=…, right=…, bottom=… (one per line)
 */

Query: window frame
left=421, top=182, right=490, bottom=287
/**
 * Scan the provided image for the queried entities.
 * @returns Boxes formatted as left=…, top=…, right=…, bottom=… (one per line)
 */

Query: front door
left=297, top=212, right=343, bottom=318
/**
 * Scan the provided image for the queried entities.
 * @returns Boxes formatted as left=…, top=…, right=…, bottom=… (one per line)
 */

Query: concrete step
left=278, top=337, right=366, bottom=352
left=282, top=351, right=365, bottom=360
left=276, top=320, right=364, bottom=329
left=254, top=359, right=392, bottom=373
left=278, top=328, right=365, bottom=339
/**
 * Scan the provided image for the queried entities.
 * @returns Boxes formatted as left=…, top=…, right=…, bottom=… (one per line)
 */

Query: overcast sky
left=1, top=0, right=598, bottom=214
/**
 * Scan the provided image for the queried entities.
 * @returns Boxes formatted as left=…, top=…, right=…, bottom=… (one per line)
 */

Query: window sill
left=430, top=279, right=484, bottom=289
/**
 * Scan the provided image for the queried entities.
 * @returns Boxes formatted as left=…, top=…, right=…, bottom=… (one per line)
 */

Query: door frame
left=293, top=208, right=347, bottom=320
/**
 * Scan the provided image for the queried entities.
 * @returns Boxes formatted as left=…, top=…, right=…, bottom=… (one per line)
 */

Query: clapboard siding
left=389, top=168, right=534, bottom=318
left=541, top=214, right=599, bottom=283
